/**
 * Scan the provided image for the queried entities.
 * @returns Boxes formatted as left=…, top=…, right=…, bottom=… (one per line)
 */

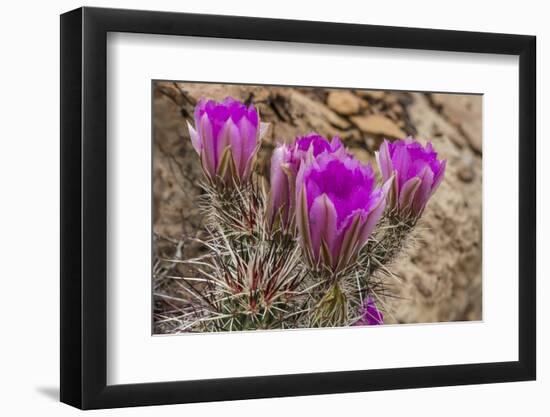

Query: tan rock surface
left=431, top=93, right=482, bottom=154
left=326, top=90, right=364, bottom=115
left=351, top=114, right=407, bottom=139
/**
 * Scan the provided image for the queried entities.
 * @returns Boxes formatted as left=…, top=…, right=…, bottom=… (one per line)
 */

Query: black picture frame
left=60, top=6, right=536, bottom=410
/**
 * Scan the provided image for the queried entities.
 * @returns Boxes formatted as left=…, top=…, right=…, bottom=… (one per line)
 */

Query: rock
left=448, top=134, right=464, bottom=149
left=432, top=123, right=443, bottom=138
left=338, top=129, right=363, bottom=144
left=357, top=90, right=386, bottom=100
left=431, top=93, right=482, bottom=154
left=364, top=135, right=378, bottom=151
left=347, top=147, right=374, bottom=164
left=289, top=90, right=352, bottom=132
left=392, top=103, right=403, bottom=115
left=457, top=155, right=475, bottom=182
left=383, top=94, right=398, bottom=105
left=351, top=114, right=406, bottom=139
left=326, top=91, right=363, bottom=115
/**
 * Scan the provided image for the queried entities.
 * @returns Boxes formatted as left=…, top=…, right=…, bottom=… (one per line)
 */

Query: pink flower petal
left=309, top=193, right=338, bottom=263
left=237, top=117, right=259, bottom=177
left=217, top=119, right=239, bottom=175
left=398, top=177, right=422, bottom=213
left=198, top=113, right=216, bottom=177
left=411, top=165, right=434, bottom=214
left=268, top=145, right=293, bottom=227
left=296, top=186, right=314, bottom=264
left=187, top=121, right=201, bottom=154
left=376, top=140, right=393, bottom=181
left=431, top=159, right=447, bottom=195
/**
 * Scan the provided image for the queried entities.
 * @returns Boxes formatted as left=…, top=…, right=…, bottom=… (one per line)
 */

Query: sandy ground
left=152, top=81, right=482, bottom=333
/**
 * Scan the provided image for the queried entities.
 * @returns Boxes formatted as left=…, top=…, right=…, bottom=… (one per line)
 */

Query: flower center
left=305, top=159, right=377, bottom=227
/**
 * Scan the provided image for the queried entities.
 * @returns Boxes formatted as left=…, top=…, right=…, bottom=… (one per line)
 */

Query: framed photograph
left=60, top=6, right=536, bottom=409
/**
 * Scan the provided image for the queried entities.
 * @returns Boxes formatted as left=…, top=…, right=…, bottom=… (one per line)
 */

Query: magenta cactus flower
left=267, top=133, right=343, bottom=229
left=376, top=137, right=446, bottom=218
left=267, top=143, right=296, bottom=229
left=187, top=97, right=269, bottom=185
left=295, top=150, right=390, bottom=271
left=294, top=133, right=343, bottom=156
left=354, top=296, right=384, bottom=325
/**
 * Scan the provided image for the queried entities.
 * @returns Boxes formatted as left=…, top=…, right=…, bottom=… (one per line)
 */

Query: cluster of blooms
left=185, top=96, right=445, bottom=329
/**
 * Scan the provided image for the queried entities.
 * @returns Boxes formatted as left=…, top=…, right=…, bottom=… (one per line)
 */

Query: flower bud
left=296, top=149, right=390, bottom=271
left=267, top=133, right=343, bottom=230
left=376, top=137, right=446, bottom=218
left=354, top=296, right=383, bottom=325
left=187, top=97, right=269, bottom=185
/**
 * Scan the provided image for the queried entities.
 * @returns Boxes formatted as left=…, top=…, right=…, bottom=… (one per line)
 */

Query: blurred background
left=152, top=81, right=482, bottom=333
